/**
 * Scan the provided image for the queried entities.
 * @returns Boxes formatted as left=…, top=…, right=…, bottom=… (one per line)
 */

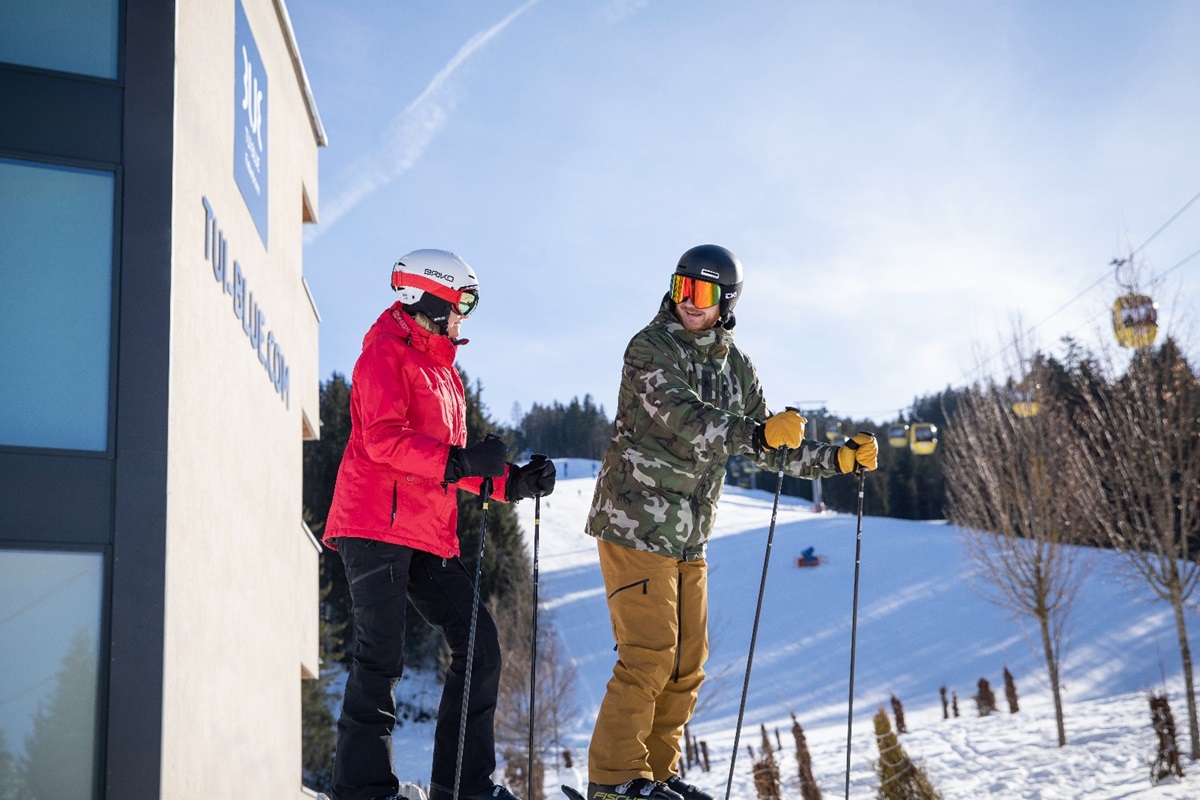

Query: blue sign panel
left=234, top=0, right=268, bottom=247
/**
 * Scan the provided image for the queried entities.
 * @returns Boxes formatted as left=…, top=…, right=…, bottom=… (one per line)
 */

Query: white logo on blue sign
left=234, top=0, right=268, bottom=247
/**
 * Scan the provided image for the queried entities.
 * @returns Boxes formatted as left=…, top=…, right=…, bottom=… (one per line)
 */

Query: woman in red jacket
left=324, top=249, right=556, bottom=800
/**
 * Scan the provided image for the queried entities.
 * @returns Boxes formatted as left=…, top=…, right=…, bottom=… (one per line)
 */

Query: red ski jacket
left=323, top=302, right=508, bottom=557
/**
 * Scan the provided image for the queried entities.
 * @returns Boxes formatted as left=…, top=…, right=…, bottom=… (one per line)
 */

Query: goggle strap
left=393, top=270, right=477, bottom=311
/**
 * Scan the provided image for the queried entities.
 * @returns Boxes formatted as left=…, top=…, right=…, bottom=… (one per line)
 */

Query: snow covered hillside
left=395, top=458, right=1200, bottom=799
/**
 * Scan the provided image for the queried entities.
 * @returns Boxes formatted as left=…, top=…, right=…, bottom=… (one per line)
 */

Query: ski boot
left=429, top=782, right=521, bottom=800
left=585, top=778, right=684, bottom=800
left=664, top=776, right=713, bottom=800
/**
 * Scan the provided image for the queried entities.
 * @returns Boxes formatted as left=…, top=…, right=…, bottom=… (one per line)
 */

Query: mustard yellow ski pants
left=588, top=540, right=709, bottom=785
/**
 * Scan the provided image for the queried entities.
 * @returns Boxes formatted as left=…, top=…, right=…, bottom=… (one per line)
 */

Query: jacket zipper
left=682, top=352, right=723, bottom=560
left=607, top=578, right=649, bottom=599
left=390, top=481, right=397, bottom=526
left=681, top=462, right=713, bottom=560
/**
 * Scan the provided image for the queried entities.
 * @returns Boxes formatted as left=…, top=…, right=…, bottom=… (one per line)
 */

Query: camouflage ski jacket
left=586, top=296, right=841, bottom=561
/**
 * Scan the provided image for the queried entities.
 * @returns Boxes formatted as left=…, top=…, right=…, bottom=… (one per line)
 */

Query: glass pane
left=0, top=159, right=114, bottom=451
left=0, top=549, right=103, bottom=800
left=0, top=0, right=119, bottom=78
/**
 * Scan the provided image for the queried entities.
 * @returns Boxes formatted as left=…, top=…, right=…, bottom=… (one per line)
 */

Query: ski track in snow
left=380, top=458, right=1198, bottom=799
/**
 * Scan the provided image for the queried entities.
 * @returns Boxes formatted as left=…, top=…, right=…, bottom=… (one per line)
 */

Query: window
left=0, top=0, right=119, bottom=79
left=0, top=548, right=104, bottom=800
left=0, top=158, right=115, bottom=452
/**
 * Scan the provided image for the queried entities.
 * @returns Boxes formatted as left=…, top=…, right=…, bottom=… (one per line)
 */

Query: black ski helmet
left=673, top=244, right=743, bottom=327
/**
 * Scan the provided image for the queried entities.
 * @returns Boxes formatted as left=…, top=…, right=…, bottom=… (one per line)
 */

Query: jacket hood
left=364, top=302, right=459, bottom=366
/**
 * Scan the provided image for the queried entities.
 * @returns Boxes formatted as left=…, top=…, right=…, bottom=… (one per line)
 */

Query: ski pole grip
left=845, top=431, right=873, bottom=450
left=529, top=453, right=549, bottom=497
left=846, top=430, right=873, bottom=474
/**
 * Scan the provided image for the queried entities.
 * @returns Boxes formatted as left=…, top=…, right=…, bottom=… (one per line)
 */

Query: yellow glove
left=837, top=432, right=878, bottom=473
left=761, top=409, right=807, bottom=450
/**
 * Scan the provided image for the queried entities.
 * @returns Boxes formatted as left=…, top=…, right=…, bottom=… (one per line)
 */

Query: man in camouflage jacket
left=582, top=245, right=878, bottom=800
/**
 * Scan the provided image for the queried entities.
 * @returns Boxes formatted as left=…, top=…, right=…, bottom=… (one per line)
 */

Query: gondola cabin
left=887, top=423, right=910, bottom=448
left=830, top=433, right=847, bottom=447
left=1011, top=387, right=1041, bottom=418
left=824, top=421, right=842, bottom=442
left=1112, top=293, right=1158, bottom=348
left=910, top=422, right=938, bottom=455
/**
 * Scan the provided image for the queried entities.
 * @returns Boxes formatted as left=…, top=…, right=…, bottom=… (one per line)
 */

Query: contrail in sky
left=306, top=0, right=541, bottom=243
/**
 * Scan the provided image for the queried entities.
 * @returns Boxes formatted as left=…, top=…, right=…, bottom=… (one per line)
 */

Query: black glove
left=506, top=455, right=556, bottom=501
left=444, top=436, right=508, bottom=483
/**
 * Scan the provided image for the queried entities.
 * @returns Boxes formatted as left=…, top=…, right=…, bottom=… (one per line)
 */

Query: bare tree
left=1067, top=338, right=1200, bottom=757
left=491, top=582, right=579, bottom=800
left=943, top=372, right=1088, bottom=747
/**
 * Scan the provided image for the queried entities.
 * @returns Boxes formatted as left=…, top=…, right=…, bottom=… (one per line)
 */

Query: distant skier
left=322, top=249, right=556, bottom=800
left=582, top=245, right=877, bottom=800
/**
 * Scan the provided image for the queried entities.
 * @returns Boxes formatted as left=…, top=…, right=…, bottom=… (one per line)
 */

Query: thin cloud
left=307, top=0, right=540, bottom=243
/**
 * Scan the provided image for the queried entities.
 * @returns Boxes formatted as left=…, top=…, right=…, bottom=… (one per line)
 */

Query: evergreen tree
left=22, top=629, right=98, bottom=800
left=302, top=582, right=345, bottom=794
left=515, top=395, right=611, bottom=459
left=0, top=731, right=32, bottom=800
left=303, top=372, right=354, bottom=660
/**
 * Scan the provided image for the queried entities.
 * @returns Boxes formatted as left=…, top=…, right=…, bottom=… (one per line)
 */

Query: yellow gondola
left=1112, top=293, right=1158, bottom=348
left=910, top=422, right=937, bottom=455
left=886, top=423, right=910, bottom=448
left=1010, top=386, right=1040, bottom=418
left=824, top=421, right=842, bottom=443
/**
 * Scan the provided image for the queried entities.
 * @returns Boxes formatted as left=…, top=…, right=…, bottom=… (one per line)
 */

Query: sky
left=288, top=1, right=1200, bottom=426
left=377, top=459, right=1200, bottom=798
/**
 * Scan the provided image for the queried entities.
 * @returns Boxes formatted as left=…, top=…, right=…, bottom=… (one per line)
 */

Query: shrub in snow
left=973, top=677, right=998, bottom=717
left=890, top=694, right=908, bottom=733
left=1149, top=692, right=1185, bottom=785
left=1003, top=667, right=1019, bottom=714
left=790, top=713, right=822, bottom=800
left=750, top=724, right=782, bottom=800
left=872, top=707, right=943, bottom=800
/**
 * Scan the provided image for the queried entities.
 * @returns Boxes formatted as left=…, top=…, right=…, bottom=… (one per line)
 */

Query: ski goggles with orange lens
left=670, top=274, right=722, bottom=309
left=392, top=270, right=480, bottom=316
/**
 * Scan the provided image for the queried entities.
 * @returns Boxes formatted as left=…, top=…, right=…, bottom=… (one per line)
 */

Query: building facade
left=0, top=1, right=326, bottom=797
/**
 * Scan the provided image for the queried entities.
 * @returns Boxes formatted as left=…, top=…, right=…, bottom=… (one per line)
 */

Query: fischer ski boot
left=585, top=778, right=684, bottom=800
left=664, top=776, right=713, bottom=800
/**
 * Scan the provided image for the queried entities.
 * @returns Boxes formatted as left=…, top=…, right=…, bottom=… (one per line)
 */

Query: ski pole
left=455, top=465, right=497, bottom=800
left=724, top=445, right=789, bottom=800
left=843, top=440, right=868, bottom=800
left=527, top=454, right=548, bottom=800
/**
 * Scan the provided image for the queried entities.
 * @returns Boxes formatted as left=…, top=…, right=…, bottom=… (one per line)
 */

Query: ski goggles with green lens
left=670, top=274, right=722, bottom=309
left=392, top=271, right=480, bottom=315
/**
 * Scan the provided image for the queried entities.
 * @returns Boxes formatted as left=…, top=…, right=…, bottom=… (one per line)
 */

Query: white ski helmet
left=391, top=249, right=479, bottom=332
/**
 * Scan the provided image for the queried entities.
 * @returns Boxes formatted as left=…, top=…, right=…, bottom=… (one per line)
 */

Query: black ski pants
left=332, top=537, right=502, bottom=800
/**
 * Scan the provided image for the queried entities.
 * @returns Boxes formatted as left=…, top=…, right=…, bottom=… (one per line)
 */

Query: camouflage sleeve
left=756, top=438, right=842, bottom=480
left=624, top=330, right=761, bottom=459
left=733, top=350, right=842, bottom=479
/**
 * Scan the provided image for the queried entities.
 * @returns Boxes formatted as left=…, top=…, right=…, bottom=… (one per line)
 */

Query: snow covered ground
left=387, top=457, right=1199, bottom=799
